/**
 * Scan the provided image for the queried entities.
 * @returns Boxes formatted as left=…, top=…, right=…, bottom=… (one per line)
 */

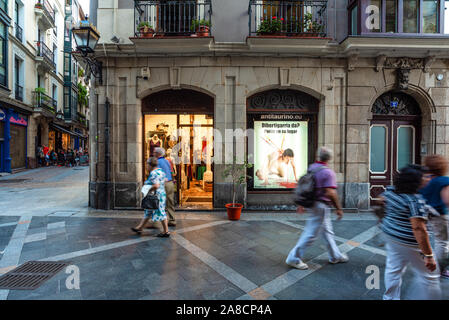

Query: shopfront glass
left=48, top=130, right=55, bottom=151
left=253, top=118, right=308, bottom=189
left=10, top=124, right=26, bottom=169
left=62, top=133, right=69, bottom=150
left=144, top=114, right=213, bottom=209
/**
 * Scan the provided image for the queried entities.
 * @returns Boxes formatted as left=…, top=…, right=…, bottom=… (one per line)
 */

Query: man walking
left=286, top=147, right=348, bottom=269
left=154, top=147, right=176, bottom=227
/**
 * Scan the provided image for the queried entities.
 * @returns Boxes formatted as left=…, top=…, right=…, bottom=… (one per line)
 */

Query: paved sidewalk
left=0, top=166, right=448, bottom=300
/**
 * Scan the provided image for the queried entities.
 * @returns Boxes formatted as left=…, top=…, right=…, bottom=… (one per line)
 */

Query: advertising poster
left=253, top=120, right=308, bottom=189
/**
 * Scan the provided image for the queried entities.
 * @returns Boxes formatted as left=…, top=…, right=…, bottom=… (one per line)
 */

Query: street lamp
left=72, top=17, right=102, bottom=83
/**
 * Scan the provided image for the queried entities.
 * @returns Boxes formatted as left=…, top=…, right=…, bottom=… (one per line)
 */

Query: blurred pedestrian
left=131, top=157, right=170, bottom=237
left=381, top=165, right=441, bottom=300
left=286, top=147, right=348, bottom=270
left=420, top=155, right=449, bottom=279
left=153, top=147, right=176, bottom=227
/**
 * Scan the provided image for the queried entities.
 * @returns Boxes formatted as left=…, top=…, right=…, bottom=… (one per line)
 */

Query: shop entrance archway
left=142, top=89, right=215, bottom=209
left=369, top=91, right=422, bottom=205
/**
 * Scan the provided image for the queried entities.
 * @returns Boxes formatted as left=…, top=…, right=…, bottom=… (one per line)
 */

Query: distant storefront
left=0, top=108, right=28, bottom=172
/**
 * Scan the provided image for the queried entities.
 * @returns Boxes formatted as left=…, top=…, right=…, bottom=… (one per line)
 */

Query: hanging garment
left=149, top=139, right=161, bottom=157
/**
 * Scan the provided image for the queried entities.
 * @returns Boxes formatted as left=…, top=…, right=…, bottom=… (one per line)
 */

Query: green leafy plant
left=78, top=68, right=84, bottom=78
left=222, top=158, right=253, bottom=205
left=77, top=82, right=88, bottom=108
left=257, top=16, right=283, bottom=34
left=138, top=21, right=153, bottom=30
left=304, top=13, right=324, bottom=34
left=190, top=19, right=211, bottom=32
left=35, top=87, right=46, bottom=94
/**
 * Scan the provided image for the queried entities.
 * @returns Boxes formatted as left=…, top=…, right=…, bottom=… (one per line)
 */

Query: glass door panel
left=370, top=125, right=387, bottom=173
left=397, top=126, right=415, bottom=171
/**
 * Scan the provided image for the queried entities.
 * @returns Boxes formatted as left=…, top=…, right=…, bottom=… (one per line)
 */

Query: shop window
left=446, top=0, right=449, bottom=34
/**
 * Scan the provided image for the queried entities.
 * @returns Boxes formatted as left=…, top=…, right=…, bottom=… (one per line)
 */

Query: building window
left=445, top=0, right=449, bottom=33
left=53, top=44, right=57, bottom=71
left=423, top=0, right=439, bottom=33
left=386, top=0, right=397, bottom=32
left=351, top=5, right=358, bottom=35
left=353, top=0, right=442, bottom=34
left=403, top=0, right=419, bottom=33
left=0, top=22, right=7, bottom=87
left=0, top=0, right=7, bottom=13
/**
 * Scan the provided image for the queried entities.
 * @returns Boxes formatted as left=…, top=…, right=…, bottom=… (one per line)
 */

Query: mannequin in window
left=149, top=134, right=161, bottom=157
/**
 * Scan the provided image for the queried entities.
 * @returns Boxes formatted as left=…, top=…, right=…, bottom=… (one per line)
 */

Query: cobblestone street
left=0, top=166, right=448, bottom=300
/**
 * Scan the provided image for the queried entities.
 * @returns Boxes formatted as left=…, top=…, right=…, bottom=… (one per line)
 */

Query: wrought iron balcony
left=36, top=41, right=56, bottom=71
left=15, top=83, right=23, bottom=102
left=134, top=0, right=212, bottom=37
left=248, top=0, right=327, bottom=38
left=33, top=91, right=56, bottom=114
left=36, top=0, right=55, bottom=24
left=15, top=23, right=23, bottom=42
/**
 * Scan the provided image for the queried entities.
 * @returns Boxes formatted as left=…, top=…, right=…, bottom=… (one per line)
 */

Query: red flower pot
left=196, top=26, right=210, bottom=37
left=139, top=27, right=154, bottom=38
left=225, top=203, right=243, bottom=221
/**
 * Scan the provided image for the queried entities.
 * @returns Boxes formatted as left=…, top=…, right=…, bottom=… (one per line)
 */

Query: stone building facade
left=88, top=0, right=449, bottom=210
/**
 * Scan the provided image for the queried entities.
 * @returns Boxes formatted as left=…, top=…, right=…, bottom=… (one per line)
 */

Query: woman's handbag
left=141, top=192, right=159, bottom=210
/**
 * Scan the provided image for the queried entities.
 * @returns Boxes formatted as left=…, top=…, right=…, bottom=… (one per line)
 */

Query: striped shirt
left=381, top=187, right=429, bottom=246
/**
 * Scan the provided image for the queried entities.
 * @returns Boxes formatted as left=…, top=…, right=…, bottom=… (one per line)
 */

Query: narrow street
left=0, top=166, right=447, bottom=300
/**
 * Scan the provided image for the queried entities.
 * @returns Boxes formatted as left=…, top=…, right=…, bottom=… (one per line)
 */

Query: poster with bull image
left=253, top=120, right=308, bottom=189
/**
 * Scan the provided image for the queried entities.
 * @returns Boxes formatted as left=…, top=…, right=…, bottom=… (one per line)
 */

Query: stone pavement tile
left=19, top=249, right=47, bottom=264
left=104, top=288, right=151, bottom=300
left=363, top=232, right=386, bottom=249
left=201, top=283, right=245, bottom=300
left=275, top=248, right=386, bottom=300
left=26, top=227, right=47, bottom=236
left=0, top=216, right=19, bottom=224
left=0, top=226, right=16, bottom=248
left=24, top=233, right=47, bottom=243
left=47, top=221, right=66, bottom=230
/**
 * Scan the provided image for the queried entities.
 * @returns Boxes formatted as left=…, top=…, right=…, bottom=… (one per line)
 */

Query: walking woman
left=420, top=155, right=449, bottom=278
left=381, top=165, right=441, bottom=300
left=131, top=157, right=170, bottom=237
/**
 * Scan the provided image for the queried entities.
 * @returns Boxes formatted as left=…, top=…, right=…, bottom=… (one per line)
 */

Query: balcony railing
left=134, top=0, right=212, bottom=37
left=36, top=0, right=55, bottom=25
left=248, top=0, right=327, bottom=38
left=15, top=83, right=23, bottom=102
left=33, top=91, right=56, bottom=114
left=36, top=41, right=56, bottom=70
left=15, top=23, right=23, bottom=42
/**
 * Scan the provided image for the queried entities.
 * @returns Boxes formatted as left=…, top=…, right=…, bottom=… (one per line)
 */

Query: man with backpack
left=286, top=147, right=348, bottom=270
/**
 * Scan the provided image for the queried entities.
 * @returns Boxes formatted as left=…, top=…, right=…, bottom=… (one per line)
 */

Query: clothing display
left=196, top=165, right=206, bottom=181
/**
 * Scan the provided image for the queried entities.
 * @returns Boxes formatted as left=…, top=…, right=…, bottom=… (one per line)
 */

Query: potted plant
left=191, top=19, right=211, bottom=36
left=257, top=16, right=284, bottom=36
left=222, top=159, right=253, bottom=221
left=304, top=13, right=324, bottom=37
left=35, top=2, right=43, bottom=9
left=138, top=22, right=154, bottom=38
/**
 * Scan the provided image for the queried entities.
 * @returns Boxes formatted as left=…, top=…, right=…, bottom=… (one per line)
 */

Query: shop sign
left=253, top=119, right=308, bottom=189
left=0, top=109, right=5, bottom=121
left=10, top=113, right=28, bottom=126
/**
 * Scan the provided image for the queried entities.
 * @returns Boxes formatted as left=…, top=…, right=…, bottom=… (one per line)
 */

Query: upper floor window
left=445, top=0, right=449, bottom=33
left=0, top=22, right=7, bottom=88
left=349, top=0, right=443, bottom=35
left=0, top=0, right=7, bottom=13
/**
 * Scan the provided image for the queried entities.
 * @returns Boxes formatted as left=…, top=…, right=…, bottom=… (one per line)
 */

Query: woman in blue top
left=380, top=165, right=440, bottom=300
left=131, top=157, right=170, bottom=237
left=420, top=155, right=449, bottom=278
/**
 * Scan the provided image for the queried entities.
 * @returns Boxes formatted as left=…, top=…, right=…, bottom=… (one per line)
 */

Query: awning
left=49, top=123, right=86, bottom=138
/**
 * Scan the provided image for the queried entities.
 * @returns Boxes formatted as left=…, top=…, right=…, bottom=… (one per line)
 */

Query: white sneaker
left=286, top=259, right=308, bottom=270
left=329, top=253, right=349, bottom=264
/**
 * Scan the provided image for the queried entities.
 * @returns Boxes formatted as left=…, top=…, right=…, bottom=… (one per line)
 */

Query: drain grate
left=0, top=261, right=68, bottom=290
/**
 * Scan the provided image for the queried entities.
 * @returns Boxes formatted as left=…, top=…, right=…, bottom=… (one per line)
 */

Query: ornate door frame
left=369, top=91, right=422, bottom=204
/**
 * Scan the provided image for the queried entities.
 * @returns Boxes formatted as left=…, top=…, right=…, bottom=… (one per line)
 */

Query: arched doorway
left=369, top=91, right=422, bottom=204
left=142, top=89, right=215, bottom=209
left=246, top=89, right=319, bottom=194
